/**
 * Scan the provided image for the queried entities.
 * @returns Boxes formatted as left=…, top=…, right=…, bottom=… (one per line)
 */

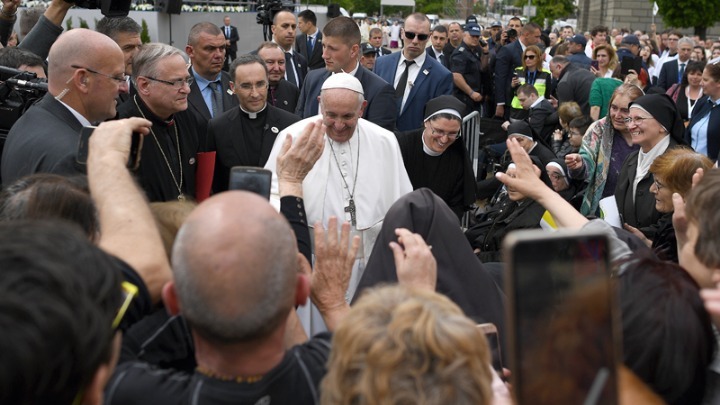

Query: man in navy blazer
left=295, top=10, right=325, bottom=70
left=375, top=13, right=452, bottom=132
left=425, top=24, right=449, bottom=68
left=295, top=16, right=397, bottom=131
left=494, top=22, right=542, bottom=119
left=657, top=37, right=693, bottom=91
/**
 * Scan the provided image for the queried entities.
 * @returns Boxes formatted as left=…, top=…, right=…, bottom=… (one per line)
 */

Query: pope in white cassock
left=265, top=72, right=413, bottom=333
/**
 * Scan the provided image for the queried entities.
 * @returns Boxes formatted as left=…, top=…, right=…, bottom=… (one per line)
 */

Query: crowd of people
left=2, top=0, right=720, bottom=403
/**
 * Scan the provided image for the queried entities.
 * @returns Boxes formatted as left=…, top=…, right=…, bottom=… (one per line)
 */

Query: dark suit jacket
left=657, top=59, right=684, bottom=91
left=206, top=105, right=300, bottom=192
left=374, top=52, right=453, bottom=131
left=295, top=30, right=325, bottom=70
left=269, top=79, right=300, bottom=114
left=426, top=46, right=449, bottom=68
left=284, top=49, right=308, bottom=89
left=685, top=97, right=720, bottom=161
left=493, top=40, right=523, bottom=106
left=528, top=98, right=556, bottom=143
left=1, top=93, right=84, bottom=185
left=615, top=139, right=678, bottom=239
left=221, top=24, right=239, bottom=53
left=556, top=63, right=596, bottom=116
left=295, top=65, right=398, bottom=131
left=187, top=68, right=239, bottom=126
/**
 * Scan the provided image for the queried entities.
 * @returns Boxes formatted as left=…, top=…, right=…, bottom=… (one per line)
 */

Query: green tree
left=65, top=17, right=73, bottom=31
left=141, top=19, right=151, bottom=43
left=79, top=17, right=89, bottom=29
left=653, top=0, right=720, bottom=39
left=514, top=0, right=575, bottom=27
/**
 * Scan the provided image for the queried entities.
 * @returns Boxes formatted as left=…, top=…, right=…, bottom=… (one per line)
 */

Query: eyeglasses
left=428, top=124, right=460, bottom=139
left=236, top=81, right=269, bottom=91
left=623, top=116, right=656, bottom=124
left=404, top=31, right=429, bottom=41
left=652, top=178, right=665, bottom=191
left=71, top=65, right=129, bottom=84
left=113, top=281, right=138, bottom=330
left=524, top=54, right=536, bottom=60
left=144, top=76, right=195, bottom=89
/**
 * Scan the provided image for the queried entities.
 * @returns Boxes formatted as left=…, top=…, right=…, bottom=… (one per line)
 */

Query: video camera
left=0, top=66, right=48, bottom=135
left=63, top=0, right=131, bottom=17
left=256, top=0, right=294, bottom=41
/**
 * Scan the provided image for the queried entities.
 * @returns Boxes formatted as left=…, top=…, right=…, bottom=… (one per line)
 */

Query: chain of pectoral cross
left=328, top=139, right=359, bottom=227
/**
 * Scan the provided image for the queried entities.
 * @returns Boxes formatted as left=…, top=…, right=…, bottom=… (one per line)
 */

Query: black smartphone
left=503, top=230, right=620, bottom=405
left=76, top=126, right=143, bottom=170
left=620, top=56, right=642, bottom=76
left=477, top=323, right=504, bottom=377
left=591, top=60, right=599, bottom=70
left=228, top=166, right=272, bottom=200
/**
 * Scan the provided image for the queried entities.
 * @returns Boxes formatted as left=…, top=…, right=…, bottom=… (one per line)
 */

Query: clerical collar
left=134, top=95, right=175, bottom=127
left=421, top=132, right=443, bottom=156
left=239, top=103, right=268, bottom=119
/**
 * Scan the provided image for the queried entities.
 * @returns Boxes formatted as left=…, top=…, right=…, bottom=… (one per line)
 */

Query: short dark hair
left=0, top=47, right=44, bottom=70
left=568, top=116, right=592, bottom=134
left=432, top=24, right=447, bottom=35
left=0, top=220, right=123, bottom=404
left=516, top=83, right=538, bottom=97
left=590, top=25, right=608, bottom=37
left=229, top=54, right=267, bottom=82
left=188, top=22, right=222, bottom=45
left=96, top=16, right=141, bottom=40
left=521, top=22, right=541, bottom=35
left=0, top=174, right=98, bottom=240
left=297, top=9, right=317, bottom=26
left=620, top=257, right=715, bottom=405
left=323, top=16, right=361, bottom=46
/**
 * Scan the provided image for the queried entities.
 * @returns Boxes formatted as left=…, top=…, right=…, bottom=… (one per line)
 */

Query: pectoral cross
left=344, top=198, right=357, bottom=227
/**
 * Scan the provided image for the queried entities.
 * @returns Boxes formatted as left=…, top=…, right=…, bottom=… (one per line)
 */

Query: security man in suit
left=273, top=10, right=307, bottom=89
left=295, top=9, right=324, bottom=70
left=206, top=54, right=300, bottom=193
left=186, top=22, right=239, bottom=125
left=221, top=16, right=239, bottom=71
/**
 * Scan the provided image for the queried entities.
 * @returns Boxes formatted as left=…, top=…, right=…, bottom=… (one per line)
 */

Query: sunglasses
left=113, top=281, right=138, bottom=330
left=404, top=31, right=429, bottom=41
left=524, top=54, right=536, bottom=60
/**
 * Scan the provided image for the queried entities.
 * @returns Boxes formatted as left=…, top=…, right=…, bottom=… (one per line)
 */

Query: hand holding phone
left=77, top=119, right=147, bottom=170
left=228, top=166, right=272, bottom=200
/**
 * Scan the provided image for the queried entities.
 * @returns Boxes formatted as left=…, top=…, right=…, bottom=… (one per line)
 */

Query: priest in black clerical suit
left=395, top=95, right=476, bottom=220
left=207, top=55, right=301, bottom=193
left=268, top=78, right=300, bottom=114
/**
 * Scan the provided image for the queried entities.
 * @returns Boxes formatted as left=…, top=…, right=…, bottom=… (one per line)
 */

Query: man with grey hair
left=207, top=54, right=300, bottom=193
left=265, top=72, right=412, bottom=334
left=117, top=43, right=204, bottom=202
left=186, top=22, right=238, bottom=124
left=658, top=36, right=694, bottom=91
left=1, top=28, right=129, bottom=185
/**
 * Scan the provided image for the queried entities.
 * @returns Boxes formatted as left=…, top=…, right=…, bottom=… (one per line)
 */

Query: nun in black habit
left=353, top=188, right=506, bottom=349
left=395, top=95, right=477, bottom=221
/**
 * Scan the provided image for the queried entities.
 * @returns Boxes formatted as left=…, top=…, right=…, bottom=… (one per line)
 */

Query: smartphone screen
left=620, top=56, right=642, bottom=76
left=591, top=60, right=599, bottom=70
left=228, top=166, right=272, bottom=200
left=477, top=323, right=504, bottom=377
left=504, top=230, right=619, bottom=405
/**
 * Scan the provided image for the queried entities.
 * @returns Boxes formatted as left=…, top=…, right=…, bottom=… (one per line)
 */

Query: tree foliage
left=514, top=0, right=575, bottom=26
left=654, top=0, right=720, bottom=37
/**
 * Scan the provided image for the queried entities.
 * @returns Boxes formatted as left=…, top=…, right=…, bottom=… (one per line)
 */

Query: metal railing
left=461, top=110, right=480, bottom=228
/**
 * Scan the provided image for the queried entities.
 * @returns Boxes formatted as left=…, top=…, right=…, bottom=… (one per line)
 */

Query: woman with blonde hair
left=321, top=285, right=496, bottom=405
left=591, top=44, right=618, bottom=78
left=509, top=45, right=552, bottom=119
